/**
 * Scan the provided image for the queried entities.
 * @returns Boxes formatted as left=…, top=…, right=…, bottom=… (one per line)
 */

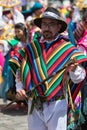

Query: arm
left=13, top=9, right=25, bottom=24
left=15, top=69, right=27, bottom=100
left=69, top=65, right=86, bottom=84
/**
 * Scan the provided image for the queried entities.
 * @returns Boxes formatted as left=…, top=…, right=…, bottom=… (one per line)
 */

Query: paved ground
left=0, top=98, right=87, bottom=130
left=0, top=98, right=28, bottom=130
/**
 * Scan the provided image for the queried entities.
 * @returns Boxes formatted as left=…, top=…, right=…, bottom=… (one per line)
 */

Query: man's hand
left=68, top=58, right=78, bottom=72
left=16, top=89, right=28, bottom=101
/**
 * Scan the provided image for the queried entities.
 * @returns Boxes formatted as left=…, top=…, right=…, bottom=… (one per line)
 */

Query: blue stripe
left=51, top=49, right=78, bottom=74
left=27, top=44, right=42, bottom=83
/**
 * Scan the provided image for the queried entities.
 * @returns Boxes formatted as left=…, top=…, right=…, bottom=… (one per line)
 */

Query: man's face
left=41, top=18, right=61, bottom=41
left=34, top=9, right=43, bottom=16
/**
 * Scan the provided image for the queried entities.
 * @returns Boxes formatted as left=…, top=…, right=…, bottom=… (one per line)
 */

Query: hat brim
left=34, top=16, right=67, bottom=33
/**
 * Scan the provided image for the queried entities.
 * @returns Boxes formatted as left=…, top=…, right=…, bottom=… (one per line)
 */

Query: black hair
left=3, top=10, right=11, bottom=15
left=82, top=11, right=87, bottom=22
left=14, top=23, right=28, bottom=37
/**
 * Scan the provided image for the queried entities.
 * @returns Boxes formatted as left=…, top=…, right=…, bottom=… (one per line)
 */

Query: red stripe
left=15, top=53, right=23, bottom=61
left=26, top=47, right=39, bottom=89
left=26, top=45, right=44, bottom=95
left=72, top=81, right=84, bottom=101
left=48, top=46, right=75, bottom=75
left=25, top=71, right=31, bottom=91
left=47, top=39, right=63, bottom=57
left=47, top=85, right=62, bottom=100
left=32, top=69, right=44, bottom=95
left=37, top=86, right=44, bottom=95
left=32, top=69, right=39, bottom=84
left=78, top=58, right=87, bottom=64
left=41, top=43, right=47, bottom=63
left=26, top=47, right=32, bottom=64
left=71, top=58, right=87, bottom=101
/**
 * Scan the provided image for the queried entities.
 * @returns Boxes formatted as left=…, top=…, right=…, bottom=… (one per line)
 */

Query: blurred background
left=25, top=0, right=87, bottom=11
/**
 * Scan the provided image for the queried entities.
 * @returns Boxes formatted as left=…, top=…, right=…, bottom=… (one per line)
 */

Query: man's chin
left=45, top=38, right=54, bottom=42
left=44, top=36, right=56, bottom=41
left=43, top=35, right=52, bottom=40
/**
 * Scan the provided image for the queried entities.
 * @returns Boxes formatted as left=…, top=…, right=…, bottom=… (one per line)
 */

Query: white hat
left=14, top=9, right=25, bottom=24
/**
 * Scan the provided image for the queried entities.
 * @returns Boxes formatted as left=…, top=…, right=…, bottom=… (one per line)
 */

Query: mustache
left=43, top=31, right=52, bottom=34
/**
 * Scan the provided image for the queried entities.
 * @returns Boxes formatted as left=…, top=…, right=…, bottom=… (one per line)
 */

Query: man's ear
left=58, top=24, right=62, bottom=32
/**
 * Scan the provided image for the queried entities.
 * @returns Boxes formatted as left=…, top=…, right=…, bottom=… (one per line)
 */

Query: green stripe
left=39, top=55, right=48, bottom=76
left=9, top=61, right=20, bottom=76
left=45, top=74, right=63, bottom=96
left=33, top=37, right=48, bottom=77
left=33, top=36, right=42, bottom=56
left=47, top=43, right=73, bottom=69
left=76, top=55, right=87, bottom=60
left=22, top=60, right=30, bottom=86
left=18, top=49, right=25, bottom=57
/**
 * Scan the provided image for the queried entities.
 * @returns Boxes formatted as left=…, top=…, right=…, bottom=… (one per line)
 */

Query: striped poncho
left=9, top=34, right=87, bottom=102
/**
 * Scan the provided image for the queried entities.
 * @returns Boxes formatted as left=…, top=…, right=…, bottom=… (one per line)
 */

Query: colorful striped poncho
left=9, top=34, right=87, bottom=102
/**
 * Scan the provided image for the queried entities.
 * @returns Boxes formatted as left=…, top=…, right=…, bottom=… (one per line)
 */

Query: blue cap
left=22, top=1, right=43, bottom=18
left=31, top=1, right=43, bottom=12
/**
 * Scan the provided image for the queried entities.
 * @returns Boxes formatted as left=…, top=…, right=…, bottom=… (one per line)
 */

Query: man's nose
left=44, top=25, right=49, bottom=30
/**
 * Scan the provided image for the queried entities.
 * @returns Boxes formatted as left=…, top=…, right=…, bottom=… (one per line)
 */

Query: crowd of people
left=0, top=0, right=87, bottom=130
left=0, top=0, right=44, bottom=111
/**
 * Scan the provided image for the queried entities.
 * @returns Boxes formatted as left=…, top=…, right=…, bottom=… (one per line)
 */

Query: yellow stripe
left=32, top=42, right=48, bottom=89
left=71, top=52, right=85, bottom=59
left=68, top=84, right=75, bottom=112
left=10, top=68, right=16, bottom=77
left=45, top=69, right=65, bottom=93
left=32, top=41, right=39, bottom=57
left=9, top=59, right=20, bottom=77
left=21, top=55, right=27, bottom=80
left=47, top=42, right=70, bottom=63
left=36, top=57, right=48, bottom=89
left=9, top=59, right=20, bottom=67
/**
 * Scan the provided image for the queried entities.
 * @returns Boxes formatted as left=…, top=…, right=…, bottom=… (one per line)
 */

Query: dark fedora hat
left=34, top=7, right=67, bottom=33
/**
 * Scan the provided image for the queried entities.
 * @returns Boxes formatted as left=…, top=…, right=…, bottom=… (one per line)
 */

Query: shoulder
left=7, top=38, right=20, bottom=47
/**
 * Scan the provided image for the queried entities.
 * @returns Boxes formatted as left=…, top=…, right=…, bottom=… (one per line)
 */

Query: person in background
left=25, top=1, right=44, bottom=42
left=0, top=7, right=26, bottom=102
left=74, top=10, right=87, bottom=45
left=0, top=6, right=25, bottom=42
left=74, top=11, right=87, bottom=130
left=21, top=0, right=27, bottom=11
left=1, top=22, right=28, bottom=112
left=9, top=7, right=87, bottom=130
left=22, top=1, right=44, bottom=19
left=26, top=16, right=36, bottom=42
left=10, top=22, right=28, bottom=111
left=67, top=6, right=77, bottom=46
left=0, top=22, right=6, bottom=97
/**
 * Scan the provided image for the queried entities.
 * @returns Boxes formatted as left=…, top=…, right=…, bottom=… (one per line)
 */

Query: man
left=9, top=7, right=87, bottom=130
